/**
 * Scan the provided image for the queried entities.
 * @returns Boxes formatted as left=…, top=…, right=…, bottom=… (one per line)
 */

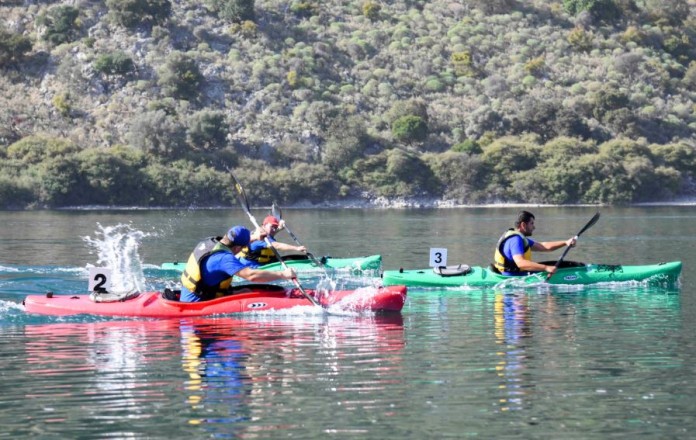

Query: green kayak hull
left=161, top=254, right=382, bottom=273
left=381, top=261, right=682, bottom=288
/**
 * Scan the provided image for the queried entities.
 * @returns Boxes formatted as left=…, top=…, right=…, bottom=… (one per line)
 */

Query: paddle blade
left=230, top=171, right=251, bottom=214
left=271, top=202, right=282, bottom=220
left=577, top=212, right=600, bottom=237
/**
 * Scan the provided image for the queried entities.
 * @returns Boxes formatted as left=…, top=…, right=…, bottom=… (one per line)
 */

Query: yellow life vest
left=493, top=229, right=531, bottom=274
left=181, top=237, right=233, bottom=298
left=237, top=240, right=277, bottom=265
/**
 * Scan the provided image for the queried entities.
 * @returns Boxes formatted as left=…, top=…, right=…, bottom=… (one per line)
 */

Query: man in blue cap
left=179, top=225, right=296, bottom=302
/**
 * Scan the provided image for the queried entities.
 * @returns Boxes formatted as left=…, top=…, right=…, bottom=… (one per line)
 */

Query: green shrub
left=650, top=142, right=696, bottom=175
left=266, top=163, right=339, bottom=204
left=481, top=136, right=541, bottom=191
left=322, top=116, right=368, bottom=170
left=0, top=174, right=33, bottom=209
left=229, top=20, right=257, bottom=37
left=342, top=150, right=438, bottom=198
left=74, top=146, right=151, bottom=205
left=35, top=156, right=83, bottom=207
left=592, top=88, right=629, bottom=120
left=362, top=1, right=381, bottom=21
left=642, top=0, right=690, bottom=26
left=93, top=52, right=134, bottom=75
left=290, top=1, right=319, bottom=18
left=451, top=50, right=476, bottom=77
left=127, top=110, right=187, bottom=158
left=207, top=0, right=255, bottom=22
left=567, top=27, right=593, bottom=51
left=157, top=51, right=203, bottom=100
left=7, top=135, right=79, bottom=164
left=144, top=160, right=231, bottom=206
left=38, top=5, right=80, bottom=45
left=52, top=92, right=72, bottom=117
left=563, top=0, right=620, bottom=20
left=186, top=110, right=228, bottom=152
left=107, top=0, right=172, bottom=28
left=0, top=29, right=32, bottom=66
left=451, top=139, right=482, bottom=154
left=391, top=115, right=428, bottom=144
left=524, top=56, right=545, bottom=76
left=423, top=151, right=488, bottom=202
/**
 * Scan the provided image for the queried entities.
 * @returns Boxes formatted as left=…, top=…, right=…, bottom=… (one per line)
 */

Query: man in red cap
left=237, top=215, right=307, bottom=268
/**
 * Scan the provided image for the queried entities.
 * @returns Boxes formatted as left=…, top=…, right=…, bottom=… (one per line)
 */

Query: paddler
left=180, top=225, right=296, bottom=302
left=237, top=215, right=306, bottom=268
left=493, top=210, right=577, bottom=277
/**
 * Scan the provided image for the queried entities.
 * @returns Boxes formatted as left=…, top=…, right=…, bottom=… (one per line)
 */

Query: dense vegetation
left=2, top=0, right=696, bottom=208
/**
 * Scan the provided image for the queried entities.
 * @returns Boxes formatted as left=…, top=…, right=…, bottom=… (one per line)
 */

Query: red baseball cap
left=263, top=215, right=279, bottom=226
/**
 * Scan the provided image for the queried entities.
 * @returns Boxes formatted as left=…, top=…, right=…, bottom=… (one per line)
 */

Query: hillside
left=2, top=0, right=696, bottom=208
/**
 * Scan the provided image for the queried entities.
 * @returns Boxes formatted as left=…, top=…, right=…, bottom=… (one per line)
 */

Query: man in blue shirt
left=180, top=225, right=296, bottom=302
left=493, top=211, right=576, bottom=276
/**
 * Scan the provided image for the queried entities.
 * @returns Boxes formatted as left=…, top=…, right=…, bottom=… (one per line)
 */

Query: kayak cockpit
left=88, top=290, right=141, bottom=303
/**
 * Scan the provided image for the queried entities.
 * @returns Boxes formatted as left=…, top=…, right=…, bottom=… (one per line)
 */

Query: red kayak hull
left=23, top=286, right=407, bottom=317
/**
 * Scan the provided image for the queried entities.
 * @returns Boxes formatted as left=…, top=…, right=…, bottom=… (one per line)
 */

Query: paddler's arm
left=512, top=254, right=557, bottom=274
left=270, top=241, right=306, bottom=254
left=533, top=237, right=576, bottom=252
left=515, top=237, right=577, bottom=274
left=237, top=267, right=296, bottom=282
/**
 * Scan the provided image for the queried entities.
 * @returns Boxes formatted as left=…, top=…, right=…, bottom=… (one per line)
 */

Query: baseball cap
left=263, top=215, right=280, bottom=227
left=227, top=225, right=251, bottom=246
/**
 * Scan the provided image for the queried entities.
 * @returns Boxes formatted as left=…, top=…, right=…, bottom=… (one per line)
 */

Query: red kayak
left=23, top=284, right=407, bottom=317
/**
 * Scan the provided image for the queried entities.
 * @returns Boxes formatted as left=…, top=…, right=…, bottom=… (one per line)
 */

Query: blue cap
left=227, top=226, right=251, bottom=247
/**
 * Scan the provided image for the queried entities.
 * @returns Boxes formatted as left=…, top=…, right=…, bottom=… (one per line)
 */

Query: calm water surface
left=1, top=206, right=695, bottom=438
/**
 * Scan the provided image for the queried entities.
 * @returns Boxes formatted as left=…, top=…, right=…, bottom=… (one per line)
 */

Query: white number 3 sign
left=429, top=248, right=448, bottom=267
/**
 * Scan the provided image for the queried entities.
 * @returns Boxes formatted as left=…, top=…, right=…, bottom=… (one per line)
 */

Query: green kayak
left=161, top=254, right=382, bottom=274
left=381, top=261, right=682, bottom=288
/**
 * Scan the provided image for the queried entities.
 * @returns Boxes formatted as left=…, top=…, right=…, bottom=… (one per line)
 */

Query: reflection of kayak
left=23, top=284, right=407, bottom=317
left=160, top=254, right=382, bottom=273
left=382, top=261, right=682, bottom=288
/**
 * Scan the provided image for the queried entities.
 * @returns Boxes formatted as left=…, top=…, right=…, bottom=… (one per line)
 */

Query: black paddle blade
left=577, top=212, right=601, bottom=237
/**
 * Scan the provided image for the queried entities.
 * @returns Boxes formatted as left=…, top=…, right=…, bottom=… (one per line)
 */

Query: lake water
left=1, top=206, right=695, bottom=438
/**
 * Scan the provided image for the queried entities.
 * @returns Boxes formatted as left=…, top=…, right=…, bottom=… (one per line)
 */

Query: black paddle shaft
left=549, top=212, right=601, bottom=279
left=271, top=202, right=325, bottom=268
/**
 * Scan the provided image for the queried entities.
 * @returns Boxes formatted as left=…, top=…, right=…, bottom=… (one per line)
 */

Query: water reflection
left=493, top=291, right=531, bottom=412
left=180, top=321, right=254, bottom=438
left=21, top=314, right=405, bottom=438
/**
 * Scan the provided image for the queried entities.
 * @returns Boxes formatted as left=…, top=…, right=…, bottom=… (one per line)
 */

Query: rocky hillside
left=1, top=0, right=696, bottom=208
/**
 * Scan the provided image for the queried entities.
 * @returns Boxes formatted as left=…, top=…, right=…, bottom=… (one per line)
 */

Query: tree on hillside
left=106, top=0, right=172, bottom=28
left=0, top=28, right=32, bottom=67
left=206, top=0, right=255, bottom=22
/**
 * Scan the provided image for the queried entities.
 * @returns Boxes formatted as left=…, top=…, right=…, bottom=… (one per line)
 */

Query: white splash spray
left=82, top=223, right=155, bottom=293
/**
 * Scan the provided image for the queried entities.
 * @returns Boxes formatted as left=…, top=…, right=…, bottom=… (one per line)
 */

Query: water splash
left=82, top=223, right=155, bottom=293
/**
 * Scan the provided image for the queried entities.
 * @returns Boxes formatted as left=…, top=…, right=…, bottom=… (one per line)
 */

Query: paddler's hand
left=252, top=229, right=268, bottom=242
left=277, top=219, right=286, bottom=231
left=296, top=245, right=307, bottom=254
left=281, top=268, right=297, bottom=279
left=566, top=237, right=577, bottom=248
left=544, top=265, right=557, bottom=276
